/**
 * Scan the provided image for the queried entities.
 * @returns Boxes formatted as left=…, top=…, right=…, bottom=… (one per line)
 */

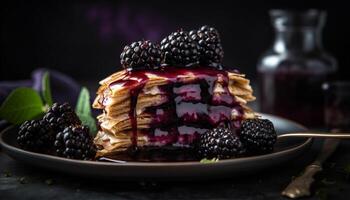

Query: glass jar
left=257, top=10, right=337, bottom=127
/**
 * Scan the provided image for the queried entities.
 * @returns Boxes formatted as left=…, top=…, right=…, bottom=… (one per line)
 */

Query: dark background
left=1, top=0, right=350, bottom=82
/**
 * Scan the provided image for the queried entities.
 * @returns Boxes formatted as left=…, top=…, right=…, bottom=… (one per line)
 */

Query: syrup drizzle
left=107, top=66, right=244, bottom=149
left=109, top=70, right=149, bottom=148
left=129, top=82, right=145, bottom=147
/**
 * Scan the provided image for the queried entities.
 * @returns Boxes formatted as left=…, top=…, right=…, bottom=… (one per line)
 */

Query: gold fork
left=279, top=132, right=350, bottom=198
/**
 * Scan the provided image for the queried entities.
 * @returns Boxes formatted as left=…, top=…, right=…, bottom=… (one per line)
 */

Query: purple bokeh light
left=86, top=4, right=169, bottom=43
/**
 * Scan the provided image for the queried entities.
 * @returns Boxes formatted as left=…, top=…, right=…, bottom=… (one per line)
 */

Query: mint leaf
left=75, top=87, right=97, bottom=135
left=79, top=114, right=97, bottom=135
left=42, top=71, right=53, bottom=106
left=76, top=87, right=91, bottom=116
left=0, top=88, right=45, bottom=124
left=200, top=158, right=219, bottom=163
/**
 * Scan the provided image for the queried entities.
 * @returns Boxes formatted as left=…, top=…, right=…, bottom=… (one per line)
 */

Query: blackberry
left=120, top=40, right=162, bottom=70
left=54, top=126, right=96, bottom=160
left=189, top=25, right=224, bottom=66
left=239, top=119, right=277, bottom=153
left=160, top=30, right=200, bottom=66
left=17, top=119, right=55, bottom=153
left=43, top=102, right=81, bottom=132
left=198, top=128, right=245, bottom=159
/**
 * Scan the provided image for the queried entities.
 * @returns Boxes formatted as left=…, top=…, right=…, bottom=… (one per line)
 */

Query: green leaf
left=0, top=88, right=45, bottom=124
left=200, top=158, right=219, bottom=163
left=76, top=87, right=91, bottom=116
left=75, top=87, right=97, bottom=136
left=42, top=71, right=53, bottom=106
left=79, top=114, right=97, bottom=135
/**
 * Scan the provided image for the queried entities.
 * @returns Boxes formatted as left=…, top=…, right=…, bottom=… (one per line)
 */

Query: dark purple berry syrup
left=107, top=66, right=245, bottom=158
left=129, top=83, right=145, bottom=147
left=258, top=70, right=335, bottom=127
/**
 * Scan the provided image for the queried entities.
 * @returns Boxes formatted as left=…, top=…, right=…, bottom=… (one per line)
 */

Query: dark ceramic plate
left=0, top=114, right=311, bottom=181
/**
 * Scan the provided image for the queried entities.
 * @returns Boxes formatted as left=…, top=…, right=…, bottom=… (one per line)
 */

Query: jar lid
left=270, top=9, right=326, bottom=30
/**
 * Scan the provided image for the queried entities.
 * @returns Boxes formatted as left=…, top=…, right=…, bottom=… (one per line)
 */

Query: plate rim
left=0, top=120, right=312, bottom=167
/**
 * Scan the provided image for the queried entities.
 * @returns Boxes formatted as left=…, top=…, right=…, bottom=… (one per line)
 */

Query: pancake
left=93, top=67, right=257, bottom=158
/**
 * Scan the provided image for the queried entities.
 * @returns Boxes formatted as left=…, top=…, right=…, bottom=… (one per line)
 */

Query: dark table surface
left=1, top=82, right=349, bottom=200
left=1, top=136, right=350, bottom=200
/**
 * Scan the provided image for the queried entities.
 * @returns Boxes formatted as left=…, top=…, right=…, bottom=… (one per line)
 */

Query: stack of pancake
left=93, top=68, right=256, bottom=158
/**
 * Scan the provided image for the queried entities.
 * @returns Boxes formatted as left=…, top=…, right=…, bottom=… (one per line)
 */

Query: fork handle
left=281, top=164, right=322, bottom=198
